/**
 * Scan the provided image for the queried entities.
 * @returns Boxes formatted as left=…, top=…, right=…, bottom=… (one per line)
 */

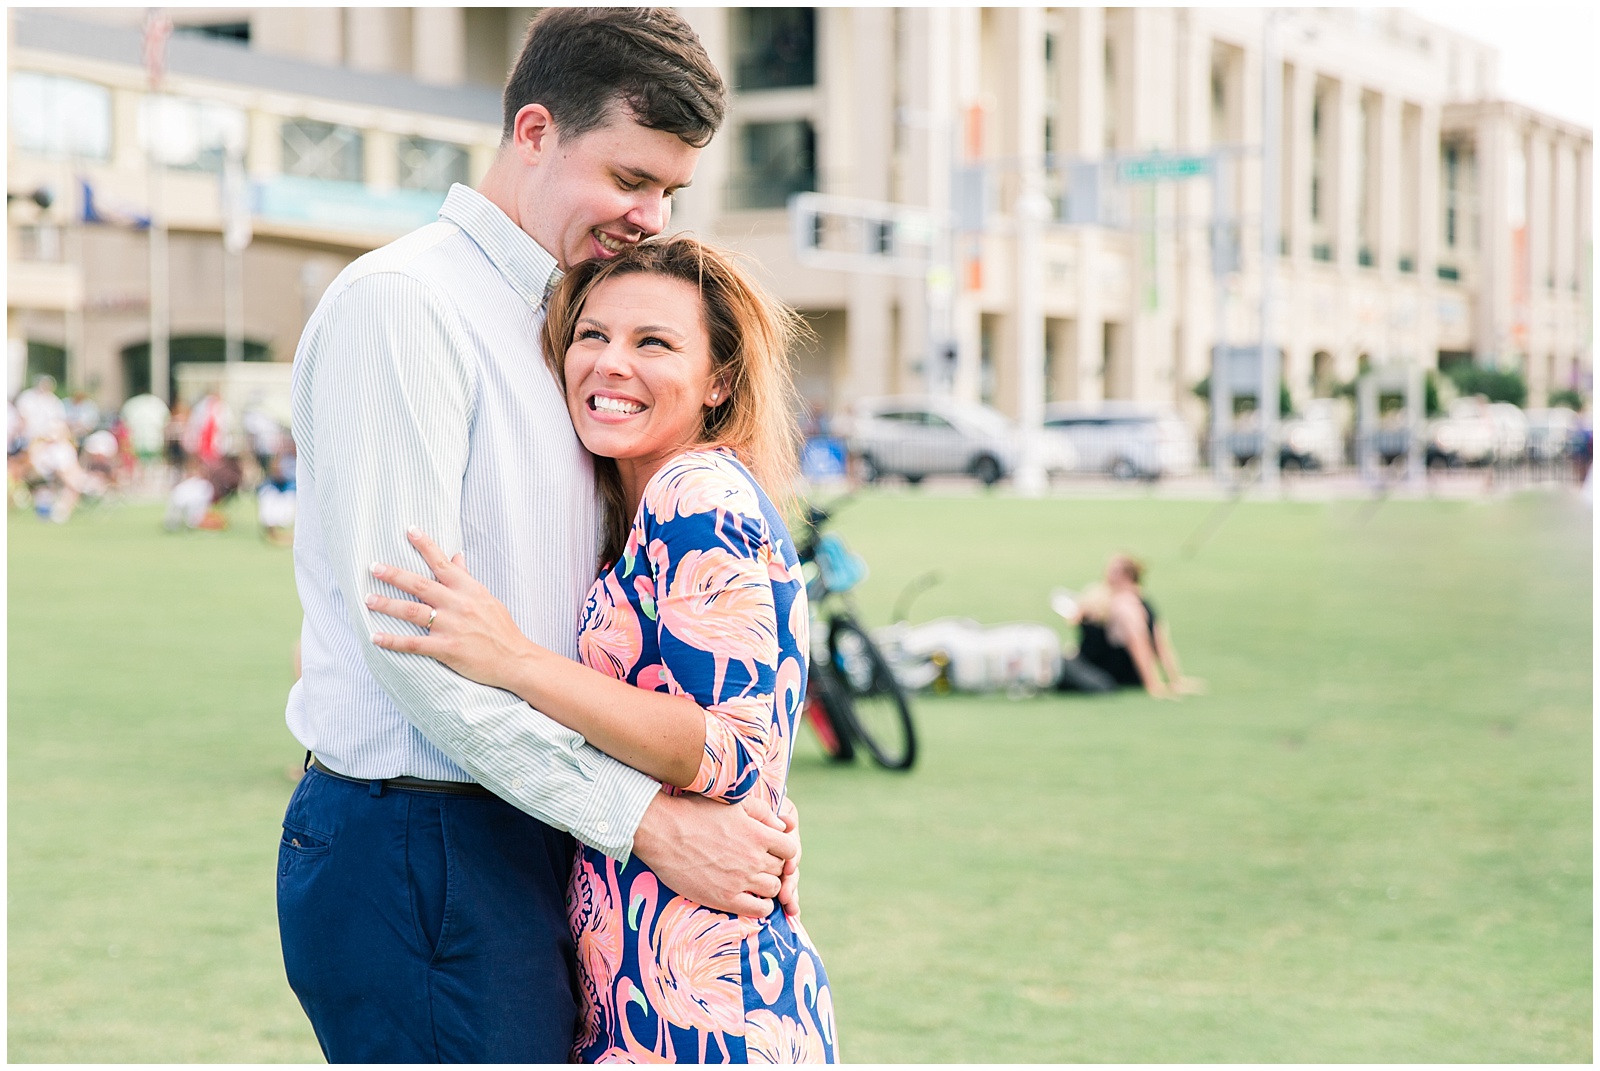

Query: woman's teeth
left=592, top=396, right=644, bottom=415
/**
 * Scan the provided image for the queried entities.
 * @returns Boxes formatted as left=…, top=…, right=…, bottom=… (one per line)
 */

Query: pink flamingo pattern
left=568, top=449, right=837, bottom=1064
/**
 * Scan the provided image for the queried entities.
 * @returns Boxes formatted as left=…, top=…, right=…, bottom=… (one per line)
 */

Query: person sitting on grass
left=1054, top=554, right=1205, bottom=699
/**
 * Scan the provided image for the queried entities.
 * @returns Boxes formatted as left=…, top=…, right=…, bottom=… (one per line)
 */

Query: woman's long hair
left=541, top=235, right=810, bottom=565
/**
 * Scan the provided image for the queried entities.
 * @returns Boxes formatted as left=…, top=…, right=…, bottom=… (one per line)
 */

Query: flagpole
left=144, top=9, right=172, bottom=403
left=222, top=146, right=245, bottom=367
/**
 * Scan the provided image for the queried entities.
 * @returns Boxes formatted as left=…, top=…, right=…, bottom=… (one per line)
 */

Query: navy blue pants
left=277, top=766, right=579, bottom=1062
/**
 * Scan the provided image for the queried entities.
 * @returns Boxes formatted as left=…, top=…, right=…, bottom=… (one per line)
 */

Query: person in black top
left=1054, top=554, right=1204, bottom=698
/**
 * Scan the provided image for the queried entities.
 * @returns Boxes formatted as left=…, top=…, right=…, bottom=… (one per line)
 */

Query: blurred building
left=7, top=7, right=1592, bottom=424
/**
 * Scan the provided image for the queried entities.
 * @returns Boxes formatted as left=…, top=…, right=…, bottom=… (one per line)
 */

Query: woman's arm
left=1153, top=621, right=1207, bottom=695
left=1153, top=621, right=1183, bottom=682
left=1111, top=594, right=1170, bottom=698
left=368, top=528, right=706, bottom=788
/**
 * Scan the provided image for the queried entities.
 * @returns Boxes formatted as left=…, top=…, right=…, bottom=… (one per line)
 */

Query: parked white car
left=840, top=396, right=1076, bottom=485
left=1426, top=397, right=1497, bottom=467
left=1525, top=407, right=1579, bottom=461
left=1281, top=398, right=1348, bottom=470
left=1041, top=402, right=1197, bottom=480
left=1486, top=402, right=1529, bottom=462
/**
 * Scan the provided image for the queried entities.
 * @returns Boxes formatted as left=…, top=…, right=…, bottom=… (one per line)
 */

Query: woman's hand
left=367, top=528, right=536, bottom=692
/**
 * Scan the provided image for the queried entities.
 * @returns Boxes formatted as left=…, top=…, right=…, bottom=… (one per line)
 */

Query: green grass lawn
left=8, top=488, right=1592, bottom=1062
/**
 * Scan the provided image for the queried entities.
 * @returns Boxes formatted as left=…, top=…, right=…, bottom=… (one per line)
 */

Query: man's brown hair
left=503, top=8, right=726, bottom=147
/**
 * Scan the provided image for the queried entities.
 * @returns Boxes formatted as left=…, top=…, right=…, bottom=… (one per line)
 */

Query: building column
left=896, top=7, right=956, bottom=395
left=1474, top=109, right=1511, bottom=365
left=673, top=9, right=729, bottom=236
left=1334, top=79, right=1361, bottom=277
left=844, top=6, right=896, bottom=399
left=1415, top=102, right=1441, bottom=369
left=948, top=6, right=985, bottom=404
left=1285, top=62, right=1314, bottom=264
left=1061, top=7, right=1105, bottom=405
left=1376, top=93, right=1402, bottom=280
left=412, top=8, right=465, bottom=86
left=344, top=9, right=411, bottom=76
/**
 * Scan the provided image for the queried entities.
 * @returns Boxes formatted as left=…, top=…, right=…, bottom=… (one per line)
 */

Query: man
left=278, top=10, right=799, bottom=1062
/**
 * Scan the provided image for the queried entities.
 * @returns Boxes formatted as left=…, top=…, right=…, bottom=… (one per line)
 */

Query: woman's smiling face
left=563, top=272, right=722, bottom=500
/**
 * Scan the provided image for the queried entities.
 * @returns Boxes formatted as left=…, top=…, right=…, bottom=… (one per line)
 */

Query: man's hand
left=631, top=791, right=798, bottom=917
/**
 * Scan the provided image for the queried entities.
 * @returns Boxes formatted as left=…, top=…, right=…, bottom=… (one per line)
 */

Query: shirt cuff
left=570, top=758, right=660, bottom=861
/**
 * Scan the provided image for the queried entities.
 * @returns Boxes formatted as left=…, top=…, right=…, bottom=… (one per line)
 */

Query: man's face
left=520, top=108, right=701, bottom=271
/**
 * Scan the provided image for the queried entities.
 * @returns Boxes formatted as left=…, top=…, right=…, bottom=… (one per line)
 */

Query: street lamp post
left=1259, top=9, right=1284, bottom=490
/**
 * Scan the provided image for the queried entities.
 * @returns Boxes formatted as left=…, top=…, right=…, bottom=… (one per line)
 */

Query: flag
left=143, top=9, right=173, bottom=91
left=220, top=149, right=253, bottom=253
left=79, top=177, right=151, bottom=229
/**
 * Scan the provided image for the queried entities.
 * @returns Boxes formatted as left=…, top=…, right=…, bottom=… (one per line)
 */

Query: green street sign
left=1116, top=154, right=1211, bottom=184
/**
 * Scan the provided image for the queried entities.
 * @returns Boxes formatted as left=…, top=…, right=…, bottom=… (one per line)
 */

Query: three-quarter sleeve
left=637, top=456, right=783, bottom=805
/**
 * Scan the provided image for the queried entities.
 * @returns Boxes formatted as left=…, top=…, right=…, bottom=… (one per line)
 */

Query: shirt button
left=511, top=777, right=524, bottom=791
left=596, top=821, right=609, bottom=834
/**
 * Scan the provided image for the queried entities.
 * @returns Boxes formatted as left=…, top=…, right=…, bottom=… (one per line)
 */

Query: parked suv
left=840, top=396, right=1076, bottom=485
left=1042, top=402, right=1197, bottom=480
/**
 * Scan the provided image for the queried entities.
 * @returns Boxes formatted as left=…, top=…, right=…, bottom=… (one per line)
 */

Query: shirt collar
left=437, top=183, right=560, bottom=309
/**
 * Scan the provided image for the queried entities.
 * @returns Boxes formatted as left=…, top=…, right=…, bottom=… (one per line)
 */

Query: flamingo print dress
left=567, top=449, right=839, bottom=1064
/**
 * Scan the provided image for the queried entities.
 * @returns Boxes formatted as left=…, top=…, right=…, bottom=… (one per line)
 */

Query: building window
left=732, top=8, right=816, bottom=92
left=9, top=72, right=111, bottom=161
left=282, top=118, right=364, bottom=183
left=176, top=22, right=249, bottom=44
left=729, top=120, right=815, bottom=210
left=397, top=136, right=469, bottom=193
left=1043, top=31, right=1059, bottom=155
left=141, top=96, right=247, bottom=172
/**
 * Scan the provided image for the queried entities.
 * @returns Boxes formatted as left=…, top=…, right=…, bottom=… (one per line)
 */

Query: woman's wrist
left=502, top=637, right=556, bottom=705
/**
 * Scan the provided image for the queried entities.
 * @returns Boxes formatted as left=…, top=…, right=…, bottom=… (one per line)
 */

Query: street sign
left=1116, top=154, right=1210, bottom=184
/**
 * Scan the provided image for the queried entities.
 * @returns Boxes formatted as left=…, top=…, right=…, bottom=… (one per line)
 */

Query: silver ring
left=425, top=608, right=438, bottom=632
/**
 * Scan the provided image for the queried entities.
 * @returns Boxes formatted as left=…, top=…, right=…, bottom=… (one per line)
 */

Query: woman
left=366, top=236, right=837, bottom=1063
left=1056, top=555, right=1204, bottom=698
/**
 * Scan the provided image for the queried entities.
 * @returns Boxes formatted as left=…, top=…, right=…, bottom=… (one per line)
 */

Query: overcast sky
left=1407, top=4, right=1595, bottom=129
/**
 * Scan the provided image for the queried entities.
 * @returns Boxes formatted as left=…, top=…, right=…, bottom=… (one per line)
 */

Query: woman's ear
left=706, top=378, right=730, bottom=408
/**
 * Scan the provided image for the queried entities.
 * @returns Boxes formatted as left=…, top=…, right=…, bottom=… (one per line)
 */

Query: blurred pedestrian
left=256, top=446, right=295, bottom=545
left=241, top=396, right=285, bottom=483
left=26, top=421, right=96, bottom=522
left=120, top=391, right=170, bottom=488
left=164, top=401, right=189, bottom=481
left=1054, top=554, right=1204, bottom=699
left=15, top=375, right=65, bottom=443
left=65, top=390, right=101, bottom=444
left=184, top=391, right=233, bottom=466
left=164, top=456, right=217, bottom=531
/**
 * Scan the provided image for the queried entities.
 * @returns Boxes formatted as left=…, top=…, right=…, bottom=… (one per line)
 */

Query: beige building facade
left=8, top=7, right=1592, bottom=429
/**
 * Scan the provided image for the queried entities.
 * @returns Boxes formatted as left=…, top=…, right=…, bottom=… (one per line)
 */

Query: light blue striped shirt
left=286, top=183, right=660, bottom=860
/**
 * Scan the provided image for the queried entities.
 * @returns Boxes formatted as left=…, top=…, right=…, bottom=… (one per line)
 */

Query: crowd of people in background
left=7, top=375, right=295, bottom=542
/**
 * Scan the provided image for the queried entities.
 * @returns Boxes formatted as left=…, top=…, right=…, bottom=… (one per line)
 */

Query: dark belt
left=309, top=756, right=496, bottom=798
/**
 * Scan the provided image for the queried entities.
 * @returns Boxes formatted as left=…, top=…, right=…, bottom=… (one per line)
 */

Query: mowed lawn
left=8, top=487, right=1592, bottom=1062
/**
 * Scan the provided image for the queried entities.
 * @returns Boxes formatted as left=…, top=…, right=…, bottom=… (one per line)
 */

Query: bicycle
left=795, top=499, right=917, bottom=771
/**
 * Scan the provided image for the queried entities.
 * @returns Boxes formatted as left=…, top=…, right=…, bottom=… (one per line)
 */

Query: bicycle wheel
left=827, top=616, right=916, bottom=770
left=803, top=659, right=856, bottom=762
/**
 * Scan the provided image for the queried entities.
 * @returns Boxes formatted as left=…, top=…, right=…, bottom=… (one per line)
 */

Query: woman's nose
left=593, top=343, right=631, bottom=378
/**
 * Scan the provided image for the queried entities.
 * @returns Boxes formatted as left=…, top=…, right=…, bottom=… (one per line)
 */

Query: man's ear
left=512, top=103, right=558, bottom=166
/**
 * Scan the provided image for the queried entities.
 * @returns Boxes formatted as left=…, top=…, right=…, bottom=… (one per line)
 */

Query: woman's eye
left=639, top=336, right=670, bottom=350
left=577, top=328, right=607, bottom=343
